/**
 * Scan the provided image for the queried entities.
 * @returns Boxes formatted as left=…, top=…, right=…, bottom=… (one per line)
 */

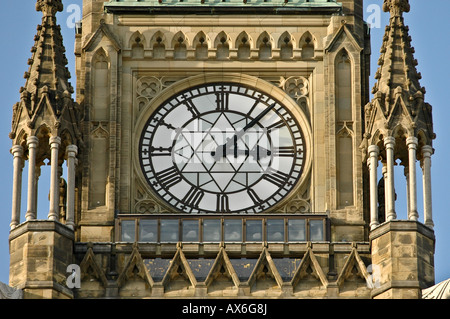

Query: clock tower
left=7, top=0, right=437, bottom=299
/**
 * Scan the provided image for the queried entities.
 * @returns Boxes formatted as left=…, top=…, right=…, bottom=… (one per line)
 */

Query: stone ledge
left=371, top=280, right=422, bottom=299
left=18, top=281, right=73, bottom=299
left=369, top=220, right=435, bottom=242
left=9, top=220, right=75, bottom=242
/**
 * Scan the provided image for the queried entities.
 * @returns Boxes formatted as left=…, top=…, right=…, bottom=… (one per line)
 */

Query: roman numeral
left=155, top=166, right=181, bottom=189
left=267, top=119, right=285, bottom=131
left=215, top=90, right=229, bottom=111
left=273, top=146, right=296, bottom=157
left=247, top=188, right=262, bottom=204
left=263, top=168, right=290, bottom=188
left=149, top=146, right=172, bottom=157
left=183, top=187, right=204, bottom=208
left=183, top=99, right=200, bottom=118
left=152, top=117, right=176, bottom=130
left=216, top=194, right=230, bottom=212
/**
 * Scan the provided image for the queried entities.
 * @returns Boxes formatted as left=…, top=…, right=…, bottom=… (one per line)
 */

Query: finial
left=36, top=0, right=63, bottom=17
left=383, top=0, right=410, bottom=17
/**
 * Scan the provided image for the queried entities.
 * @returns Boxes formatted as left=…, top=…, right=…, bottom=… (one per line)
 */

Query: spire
left=10, top=0, right=81, bottom=146
left=36, top=0, right=63, bottom=18
left=362, top=0, right=434, bottom=154
left=372, top=0, right=422, bottom=99
left=23, top=0, right=74, bottom=110
left=382, top=0, right=410, bottom=17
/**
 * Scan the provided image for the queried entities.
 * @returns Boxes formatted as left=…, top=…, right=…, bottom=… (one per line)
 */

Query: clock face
left=139, top=83, right=305, bottom=213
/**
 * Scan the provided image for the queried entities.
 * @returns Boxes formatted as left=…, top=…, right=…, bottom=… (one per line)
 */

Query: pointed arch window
left=279, top=32, right=294, bottom=60
left=173, top=32, right=188, bottom=60
left=257, top=32, right=272, bottom=60
left=92, top=50, right=109, bottom=121
left=151, top=32, right=166, bottom=59
left=336, top=50, right=353, bottom=122
left=193, top=32, right=209, bottom=60
left=236, top=32, right=251, bottom=60
left=215, top=31, right=230, bottom=60
left=337, top=126, right=354, bottom=207
left=299, top=32, right=315, bottom=59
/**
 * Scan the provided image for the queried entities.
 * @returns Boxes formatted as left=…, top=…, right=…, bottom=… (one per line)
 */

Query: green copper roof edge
left=104, top=0, right=342, bottom=9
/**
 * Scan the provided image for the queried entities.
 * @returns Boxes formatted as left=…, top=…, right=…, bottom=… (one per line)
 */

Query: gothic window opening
left=194, top=32, right=209, bottom=60
left=279, top=32, right=294, bottom=60
left=257, top=32, right=272, bottom=60
left=173, top=32, right=188, bottom=60
left=151, top=33, right=166, bottom=59
left=131, top=34, right=145, bottom=59
left=92, top=51, right=109, bottom=121
left=335, top=49, right=354, bottom=208
left=236, top=32, right=251, bottom=60
left=215, top=32, right=230, bottom=60
left=300, top=32, right=315, bottom=60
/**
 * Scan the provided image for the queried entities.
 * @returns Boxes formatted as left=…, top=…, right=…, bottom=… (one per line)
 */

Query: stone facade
left=7, top=0, right=438, bottom=299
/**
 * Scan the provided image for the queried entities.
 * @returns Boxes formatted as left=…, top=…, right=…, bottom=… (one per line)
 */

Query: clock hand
left=249, top=145, right=272, bottom=161
left=212, top=103, right=277, bottom=160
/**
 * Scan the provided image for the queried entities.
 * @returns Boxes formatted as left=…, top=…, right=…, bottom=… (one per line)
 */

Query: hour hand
left=248, top=145, right=272, bottom=160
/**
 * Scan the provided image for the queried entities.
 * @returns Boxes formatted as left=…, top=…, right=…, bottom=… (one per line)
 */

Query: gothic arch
left=236, top=31, right=253, bottom=48
left=150, top=31, right=166, bottom=59
left=172, top=31, right=189, bottom=59
left=278, top=31, right=295, bottom=60
left=128, top=31, right=147, bottom=49
left=335, top=48, right=353, bottom=122
left=150, top=31, right=166, bottom=47
left=214, top=31, right=231, bottom=48
left=193, top=31, right=210, bottom=60
left=14, top=129, right=28, bottom=150
left=92, top=47, right=110, bottom=66
left=214, top=31, right=231, bottom=60
left=256, top=31, right=273, bottom=60
left=417, top=129, right=430, bottom=150
left=299, top=31, right=316, bottom=59
left=236, top=31, right=253, bottom=60
left=91, top=48, right=110, bottom=121
left=171, top=31, right=189, bottom=48
left=129, top=31, right=146, bottom=59
left=193, top=31, right=210, bottom=48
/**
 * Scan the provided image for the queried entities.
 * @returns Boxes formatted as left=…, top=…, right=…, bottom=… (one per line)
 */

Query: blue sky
left=0, top=0, right=448, bottom=287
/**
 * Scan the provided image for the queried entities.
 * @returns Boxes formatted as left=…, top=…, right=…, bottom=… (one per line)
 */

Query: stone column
left=66, top=145, right=78, bottom=230
left=368, top=145, right=379, bottom=230
left=382, top=165, right=388, bottom=220
left=384, top=136, right=396, bottom=221
left=10, top=145, right=24, bottom=229
left=48, top=136, right=61, bottom=221
left=406, top=137, right=419, bottom=221
left=404, top=166, right=410, bottom=216
left=25, top=136, right=39, bottom=221
left=422, top=145, right=433, bottom=228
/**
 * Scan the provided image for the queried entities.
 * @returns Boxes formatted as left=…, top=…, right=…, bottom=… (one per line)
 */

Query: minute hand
left=213, top=103, right=277, bottom=160
left=229, top=102, right=277, bottom=144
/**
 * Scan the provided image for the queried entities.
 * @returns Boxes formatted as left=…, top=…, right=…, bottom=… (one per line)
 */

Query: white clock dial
left=139, top=83, right=305, bottom=213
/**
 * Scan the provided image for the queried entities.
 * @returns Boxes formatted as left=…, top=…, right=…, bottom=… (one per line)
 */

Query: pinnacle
left=20, top=0, right=73, bottom=112
left=372, top=0, right=422, bottom=100
left=362, top=0, right=434, bottom=151
left=383, top=0, right=410, bottom=17
left=36, top=0, right=63, bottom=17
